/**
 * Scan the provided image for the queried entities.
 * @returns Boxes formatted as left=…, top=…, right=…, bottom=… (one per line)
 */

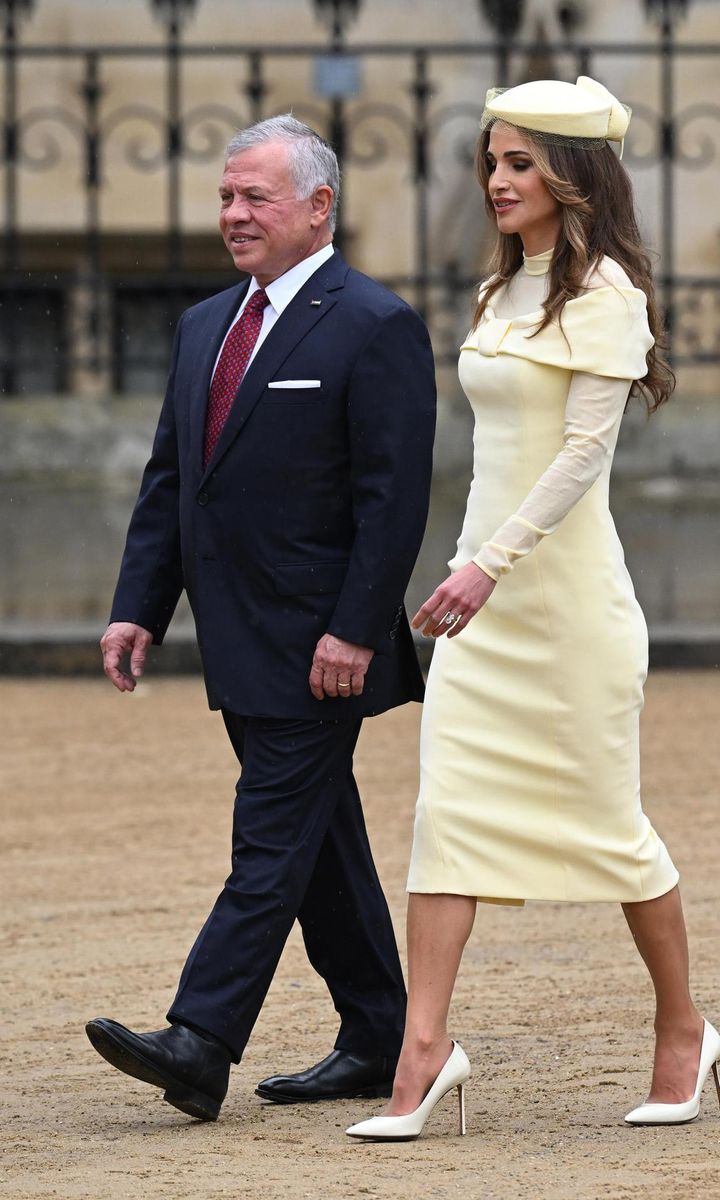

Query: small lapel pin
left=310, top=299, right=322, bottom=306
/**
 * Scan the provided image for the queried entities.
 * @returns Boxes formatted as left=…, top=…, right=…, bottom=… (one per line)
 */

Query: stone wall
left=1, top=384, right=718, bottom=669
left=2, top=0, right=719, bottom=668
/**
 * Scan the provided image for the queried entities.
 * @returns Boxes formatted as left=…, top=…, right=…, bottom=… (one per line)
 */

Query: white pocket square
left=268, top=379, right=321, bottom=389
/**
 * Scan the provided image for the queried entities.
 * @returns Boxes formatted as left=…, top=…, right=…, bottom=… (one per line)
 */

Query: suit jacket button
left=197, top=491, right=209, bottom=507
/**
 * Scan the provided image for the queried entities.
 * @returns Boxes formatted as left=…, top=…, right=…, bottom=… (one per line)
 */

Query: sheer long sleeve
left=473, top=371, right=630, bottom=581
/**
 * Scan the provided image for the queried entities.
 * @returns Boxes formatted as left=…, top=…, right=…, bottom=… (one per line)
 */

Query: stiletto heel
left=457, top=1082, right=466, bottom=1136
left=346, top=1040, right=471, bottom=1142
left=625, top=1019, right=720, bottom=1125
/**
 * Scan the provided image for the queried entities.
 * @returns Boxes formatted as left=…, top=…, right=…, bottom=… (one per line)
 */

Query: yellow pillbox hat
left=483, top=76, right=630, bottom=144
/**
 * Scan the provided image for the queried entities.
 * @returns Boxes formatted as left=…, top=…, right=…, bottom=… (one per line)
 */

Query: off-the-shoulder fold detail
left=461, top=286, right=653, bottom=381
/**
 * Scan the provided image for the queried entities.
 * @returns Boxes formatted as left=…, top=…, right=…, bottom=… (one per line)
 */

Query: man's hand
left=411, top=561, right=496, bottom=639
left=309, top=634, right=374, bottom=700
left=100, top=622, right=154, bottom=692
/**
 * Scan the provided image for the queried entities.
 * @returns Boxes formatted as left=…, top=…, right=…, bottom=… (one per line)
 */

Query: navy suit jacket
left=110, top=250, right=437, bottom=719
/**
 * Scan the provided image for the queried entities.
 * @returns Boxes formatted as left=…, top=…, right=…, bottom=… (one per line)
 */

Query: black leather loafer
left=255, top=1049, right=397, bottom=1103
left=85, top=1017, right=231, bottom=1121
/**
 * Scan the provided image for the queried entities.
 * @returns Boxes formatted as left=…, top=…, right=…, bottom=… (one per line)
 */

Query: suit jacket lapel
left=200, top=251, right=349, bottom=481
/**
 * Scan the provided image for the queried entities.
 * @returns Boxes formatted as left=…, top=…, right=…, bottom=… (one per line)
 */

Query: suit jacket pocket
left=273, top=560, right=349, bottom=596
left=265, top=385, right=325, bottom=403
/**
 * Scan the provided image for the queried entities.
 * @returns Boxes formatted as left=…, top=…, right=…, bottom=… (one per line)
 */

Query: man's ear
left=309, top=185, right=334, bottom=227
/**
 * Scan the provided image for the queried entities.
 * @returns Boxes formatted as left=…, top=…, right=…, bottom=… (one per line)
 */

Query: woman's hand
left=411, top=562, right=496, bottom=639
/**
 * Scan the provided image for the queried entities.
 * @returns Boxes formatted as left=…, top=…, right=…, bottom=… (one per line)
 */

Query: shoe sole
left=625, top=1115, right=699, bottom=1126
left=85, top=1022, right=220, bottom=1121
left=254, top=1081, right=393, bottom=1105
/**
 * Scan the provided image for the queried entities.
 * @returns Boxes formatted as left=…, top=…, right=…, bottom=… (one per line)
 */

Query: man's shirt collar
left=246, top=243, right=335, bottom=316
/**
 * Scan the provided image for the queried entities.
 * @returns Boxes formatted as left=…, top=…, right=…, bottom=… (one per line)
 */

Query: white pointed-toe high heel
left=624, top=1019, right=720, bottom=1126
left=345, top=1040, right=471, bottom=1142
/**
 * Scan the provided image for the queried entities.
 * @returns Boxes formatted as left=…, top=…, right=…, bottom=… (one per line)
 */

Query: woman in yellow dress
left=347, top=76, right=720, bottom=1141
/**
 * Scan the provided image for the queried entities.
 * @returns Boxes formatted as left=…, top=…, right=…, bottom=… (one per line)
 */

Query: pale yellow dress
left=407, top=248, right=678, bottom=904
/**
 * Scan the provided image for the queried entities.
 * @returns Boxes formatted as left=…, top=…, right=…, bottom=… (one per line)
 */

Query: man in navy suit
left=86, top=115, right=436, bottom=1122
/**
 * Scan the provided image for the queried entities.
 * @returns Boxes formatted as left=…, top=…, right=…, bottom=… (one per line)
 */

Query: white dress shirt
left=212, top=242, right=335, bottom=380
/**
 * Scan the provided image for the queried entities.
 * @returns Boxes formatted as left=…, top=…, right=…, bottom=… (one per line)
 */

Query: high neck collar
left=523, top=247, right=554, bottom=276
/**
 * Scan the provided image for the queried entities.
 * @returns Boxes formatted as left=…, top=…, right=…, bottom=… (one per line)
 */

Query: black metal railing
left=1, top=0, right=719, bottom=394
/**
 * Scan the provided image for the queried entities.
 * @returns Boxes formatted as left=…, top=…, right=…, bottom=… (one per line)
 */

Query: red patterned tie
left=203, top=287, right=270, bottom=467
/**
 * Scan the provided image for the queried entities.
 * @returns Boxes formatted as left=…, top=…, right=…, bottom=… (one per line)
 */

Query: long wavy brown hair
left=474, top=122, right=674, bottom=412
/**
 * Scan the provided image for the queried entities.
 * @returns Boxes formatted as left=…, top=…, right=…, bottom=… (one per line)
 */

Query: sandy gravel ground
left=2, top=672, right=720, bottom=1200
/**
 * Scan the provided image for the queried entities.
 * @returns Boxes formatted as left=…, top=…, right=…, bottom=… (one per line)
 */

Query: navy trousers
left=167, top=712, right=407, bottom=1062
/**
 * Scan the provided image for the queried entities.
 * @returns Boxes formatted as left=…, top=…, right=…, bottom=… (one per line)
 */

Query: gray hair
left=225, top=114, right=340, bottom=232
